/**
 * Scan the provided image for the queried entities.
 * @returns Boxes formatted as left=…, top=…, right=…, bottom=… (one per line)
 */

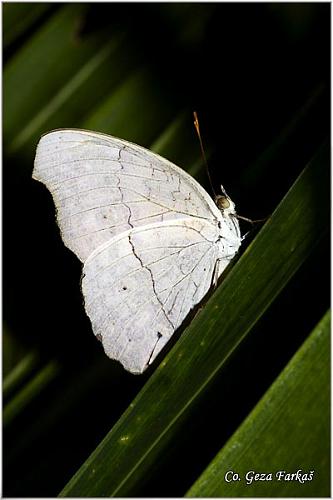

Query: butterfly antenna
left=193, top=111, right=217, bottom=199
left=232, top=214, right=268, bottom=224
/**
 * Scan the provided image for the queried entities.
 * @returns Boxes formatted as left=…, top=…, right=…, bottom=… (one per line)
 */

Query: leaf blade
left=186, top=310, right=330, bottom=497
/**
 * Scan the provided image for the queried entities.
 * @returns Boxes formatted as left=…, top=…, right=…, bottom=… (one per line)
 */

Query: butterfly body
left=33, top=129, right=241, bottom=373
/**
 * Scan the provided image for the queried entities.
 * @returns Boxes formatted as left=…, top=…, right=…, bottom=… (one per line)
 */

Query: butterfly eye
left=216, top=195, right=230, bottom=210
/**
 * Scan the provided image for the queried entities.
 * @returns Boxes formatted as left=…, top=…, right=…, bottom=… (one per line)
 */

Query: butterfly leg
left=212, top=259, right=221, bottom=288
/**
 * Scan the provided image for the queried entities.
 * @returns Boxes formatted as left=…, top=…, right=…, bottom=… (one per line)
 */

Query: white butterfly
left=33, top=129, right=241, bottom=374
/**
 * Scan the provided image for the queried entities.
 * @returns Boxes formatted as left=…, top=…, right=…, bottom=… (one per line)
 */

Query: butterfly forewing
left=33, top=130, right=221, bottom=262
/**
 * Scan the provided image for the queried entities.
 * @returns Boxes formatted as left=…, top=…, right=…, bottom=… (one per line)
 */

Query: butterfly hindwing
left=82, top=218, right=220, bottom=373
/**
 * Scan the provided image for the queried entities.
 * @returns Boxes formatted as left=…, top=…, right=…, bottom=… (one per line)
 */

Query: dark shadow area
left=3, top=3, right=330, bottom=496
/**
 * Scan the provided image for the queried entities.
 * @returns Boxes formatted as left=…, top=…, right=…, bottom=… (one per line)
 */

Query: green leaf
left=186, top=310, right=330, bottom=497
left=82, top=67, right=180, bottom=146
left=4, top=4, right=109, bottom=151
left=3, top=350, right=41, bottom=402
left=3, top=3, right=53, bottom=49
left=59, top=142, right=329, bottom=497
left=7, top=37, right=126, bottom=156
left=3, top=360, right=61, bottom=427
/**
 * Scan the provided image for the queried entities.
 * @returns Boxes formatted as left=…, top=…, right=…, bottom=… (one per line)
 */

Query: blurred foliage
left=3, top=3, right=330, bottom=497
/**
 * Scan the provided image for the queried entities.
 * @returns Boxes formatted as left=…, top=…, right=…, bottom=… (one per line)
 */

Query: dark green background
left=3, top=3, right=330, bottom=496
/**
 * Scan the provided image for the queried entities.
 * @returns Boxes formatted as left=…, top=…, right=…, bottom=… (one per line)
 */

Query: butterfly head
left=215, top=185, right=236, bottom=215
